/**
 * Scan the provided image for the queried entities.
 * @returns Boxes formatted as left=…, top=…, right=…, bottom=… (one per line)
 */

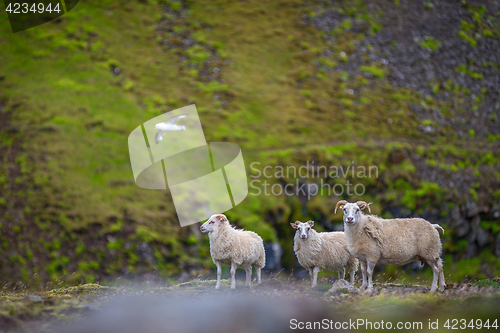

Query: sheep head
left=200, top=214, right=228, bottom=233
left=335, top=200, right=371, bottom=226
left=291, top=220, right=314, bottom=240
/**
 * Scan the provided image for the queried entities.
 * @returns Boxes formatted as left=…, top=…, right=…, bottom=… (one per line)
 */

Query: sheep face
left=291, top=221, right=314, bottom=240
left=341, top=203, right=363, bottom=225
left=200, top=214, right=228, bottom=233
left=335, top=200, right=371, bottom=225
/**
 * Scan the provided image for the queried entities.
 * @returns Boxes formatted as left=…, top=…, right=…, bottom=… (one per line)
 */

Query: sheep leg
left=215, top=260, right=222, bottom=289
left=429, top=261, right=439, bottom=292
left=308, top=268, right=313, bottom=285
left=230, top=261, right=238, bottom=289
left=256, top=266, right=262, bottom=284
left=245, top=267, right=252, bottom=287
left=339, top=269, right=345, bottom=281
left=312, top=267, right=320, bottom=288
left=366, top=260, right=376, bottom=291
left=349, top=270, right=356, bottom=285
left=360, top=260, right=367, bottom=290
left=438, top=264, right=446, bottom=292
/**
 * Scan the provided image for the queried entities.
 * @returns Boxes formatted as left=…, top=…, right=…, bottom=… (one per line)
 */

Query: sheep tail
left=433, top=224, right=444, bottom=235
left=255, top=246, right=266, bottom=269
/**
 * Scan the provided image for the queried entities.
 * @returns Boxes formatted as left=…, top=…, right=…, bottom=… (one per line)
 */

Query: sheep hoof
left=364, top=287, right=374, bottom=294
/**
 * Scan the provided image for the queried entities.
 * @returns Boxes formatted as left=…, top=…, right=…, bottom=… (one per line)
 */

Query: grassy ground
left=2, top=278, right=500, bottom=332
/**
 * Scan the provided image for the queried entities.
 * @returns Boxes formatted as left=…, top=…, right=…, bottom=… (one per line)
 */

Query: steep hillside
left=0, top=0, right=499, bottom=284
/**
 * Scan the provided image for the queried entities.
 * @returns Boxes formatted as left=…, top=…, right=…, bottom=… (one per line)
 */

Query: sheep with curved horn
left=335, top=200, right=445, bottom=292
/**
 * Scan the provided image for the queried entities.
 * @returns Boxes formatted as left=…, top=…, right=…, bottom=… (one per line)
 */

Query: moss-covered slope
left=0, top=0, right=499, bottom=284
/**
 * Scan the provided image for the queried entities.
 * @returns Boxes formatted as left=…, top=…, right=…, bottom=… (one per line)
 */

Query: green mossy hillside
left=0, top=0, right=499, bottom=284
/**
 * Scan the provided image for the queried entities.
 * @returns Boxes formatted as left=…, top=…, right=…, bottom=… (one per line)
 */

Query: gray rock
left=476, top=227, right=490, bottom=248
left=454, top=218, right=470, bottom=238
left=264, top=242, right=283, bottom=271
left=465, top=228, right=477, bottom=244
left=463, top=243, right=478, bottom=259
left=28, top=295, right=42, bottom=302
left=495, top=236, right=500, bottom=258
left=450, top=206, right=461, bottom=220
left=464, top=202, right=479, bottom=218
left=470, top=215, right=481, bottom=228
left=326, top=279, right=359, bottom=294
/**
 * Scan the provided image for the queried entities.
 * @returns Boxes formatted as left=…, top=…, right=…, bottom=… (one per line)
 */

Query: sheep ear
left=218, top=215, right=228, bottom=222
left=356, top=201, right=371, bottom=213
left=307, top=220, right=314, bottom=227
left=290, top=223, right=298, bottom=229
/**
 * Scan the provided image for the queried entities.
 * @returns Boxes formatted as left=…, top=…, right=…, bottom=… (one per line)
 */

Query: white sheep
left=200, top=214, right=265, bottom=289
left=291, top=220, right=359, bottom=287
left=335, top=200, right=446, bottom=292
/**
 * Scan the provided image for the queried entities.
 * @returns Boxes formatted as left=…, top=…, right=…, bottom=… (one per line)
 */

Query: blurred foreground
left=1, top=278, right=500, bottom=333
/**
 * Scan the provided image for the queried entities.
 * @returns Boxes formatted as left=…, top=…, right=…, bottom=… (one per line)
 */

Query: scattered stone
left=27, top=295, right=43, bottom=302
left=305, top=0, right=500, bottom=138
left=420, top=125, right=435, bottom=133
left=326, top=279, right=359, bottom=294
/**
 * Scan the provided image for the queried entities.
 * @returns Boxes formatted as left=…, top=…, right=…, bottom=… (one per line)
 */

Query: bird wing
left=165, top=114, right=187, bottom=125
left=155, top=130, right=166, bottom=144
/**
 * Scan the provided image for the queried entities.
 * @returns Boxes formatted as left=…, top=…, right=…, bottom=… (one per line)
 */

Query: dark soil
left=306, top=0, right=500, bottom=138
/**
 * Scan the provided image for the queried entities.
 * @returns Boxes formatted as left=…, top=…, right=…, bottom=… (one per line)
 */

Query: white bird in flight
left=155, top=114, right=187, bottom=144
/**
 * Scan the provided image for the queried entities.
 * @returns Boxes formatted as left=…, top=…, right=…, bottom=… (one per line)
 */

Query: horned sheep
left=335, top=200, right=445, bottom=292
left=291, top=220, right=359, bottom=287
left=200, top=214, right=265, bottom=289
